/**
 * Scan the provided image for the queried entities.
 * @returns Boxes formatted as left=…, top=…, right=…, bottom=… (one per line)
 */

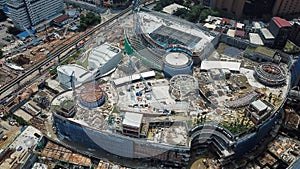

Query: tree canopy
left=79, top=12, right=101, bottom=30
left=0, top=9, right=7, bottom=22
left=7, top=26, right=21, bottom=35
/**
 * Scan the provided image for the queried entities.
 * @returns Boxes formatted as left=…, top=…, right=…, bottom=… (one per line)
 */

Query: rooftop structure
left=124, top=9, right=215, bottom=70
left=123, top=112, right=143, bottom=128
left=162, top=3, right=188, bottom=15
left=249, top=33, right=264, bottom=46
left=273, top=17, right=292, bottom=28
left=251, top=100, right=268, bottom=112
left=260, top=28, right=275, bottom=40
left=88, top=43, right=122, bottom=77
left=112, top=70, right=155, bottom=86
left=57, top=64, right=93, bottom=89
left=200, top=61, right=241, bottom=72
left=51, top=8, right=292, bottom=167
left=163, top=52, right=193, bottom=77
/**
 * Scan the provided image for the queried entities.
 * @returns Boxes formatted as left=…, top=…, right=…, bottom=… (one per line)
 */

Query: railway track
left=0, top=7, right=131, bottom=96
left=0, top=0, right=155, bottom=97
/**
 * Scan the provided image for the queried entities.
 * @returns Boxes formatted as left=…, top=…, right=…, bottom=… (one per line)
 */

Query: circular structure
left=165, top=52, right=190, bottom=67
left=169, top=74, right=198, bottom=100
left=163, top=52, right=193, bottom=77
left=77, top=82, right=106, bottom=108
left=254, top=62, right=286, bottom=87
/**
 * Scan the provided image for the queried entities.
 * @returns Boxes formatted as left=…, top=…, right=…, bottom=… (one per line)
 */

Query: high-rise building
left=289, top=22, right=300, bottom=47
left=272, top=0, right=300, bottom=16
left=6, top=0, right=64, bottom=30
left=198, top=0, right=245, bottom=18
left=0, top=0, right=7, bottom=9
left=268, top=17, right=292, bottom=49
left=243, top=0, right=276, bottom=18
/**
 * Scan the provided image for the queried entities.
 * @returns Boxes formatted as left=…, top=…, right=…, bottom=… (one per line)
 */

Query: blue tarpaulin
left=17, top=29, right=35, bottom=40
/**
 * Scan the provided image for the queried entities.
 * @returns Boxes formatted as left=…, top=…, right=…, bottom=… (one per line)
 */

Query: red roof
left=235, top=30, right=245, bottom=37
left=53, top=14, right=69, bottom=23
left=273, top=17, right=291, bottom=28
left=221, top=18, right=230, bottom=25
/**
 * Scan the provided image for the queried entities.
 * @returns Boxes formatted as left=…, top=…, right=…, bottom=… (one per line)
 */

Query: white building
left=57, top=64, right=93, bottom=89
left=88, top=43, right=122, bottom=78
left=6, top=0, right=63, bottom=30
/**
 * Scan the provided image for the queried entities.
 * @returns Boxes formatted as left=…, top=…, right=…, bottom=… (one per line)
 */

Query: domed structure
left=77, top=82, right=106, bottom=108
left=163, top=52, right=193, bottom=77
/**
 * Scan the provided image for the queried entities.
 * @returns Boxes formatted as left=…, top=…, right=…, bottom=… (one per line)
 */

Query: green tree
left=79, top=12, right=101, bottom=30
left=199, top=9, right=219, bottom=21
left=7, top=26, right=21, bottom=35
left=0, top=9, right=7, bottom=22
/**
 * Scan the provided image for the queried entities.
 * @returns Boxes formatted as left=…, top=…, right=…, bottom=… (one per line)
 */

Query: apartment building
left=6, top=0, right=64, bottom=30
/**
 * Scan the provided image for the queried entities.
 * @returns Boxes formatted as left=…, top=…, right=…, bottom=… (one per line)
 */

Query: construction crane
left=62, top=24, right=70, bottom=39
left=132, top=0, right=141, bottom=11
left=125, top=54, right=170, bottom=117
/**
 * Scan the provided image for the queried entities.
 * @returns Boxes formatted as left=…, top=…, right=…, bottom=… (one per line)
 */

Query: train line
left=0, top=0, right=155, bottom=97
left=0, top=7, right=131, bottom=96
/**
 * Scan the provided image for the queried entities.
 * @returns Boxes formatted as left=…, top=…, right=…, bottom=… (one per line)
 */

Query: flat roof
left=17, top=29, right=35, bottom=40
left=123, top=112, right=143, bottom=128
left=162, top=3, right=188, bottom=14
left=260, top=28, right=275, bottom=39
left=252, top=22, right=261, bottom=29
left=164, top=52, right=189, bottom=66
left=255, top=46, right=276, bottom=57
left=203, top=23, right=217, bottom=30
left=201, top=61, right=241, bottom=71
left=273, top=17, right=291, bottom=28
left=249, top=33, right=264, bottom=46
left=251, top=100, right=268, bottom=112
left=113, top=71, right=155, bottom=86
left=227, top=29, right=236, bottom=37
left=236, top=22, right=244, bottom=29
left=53, top=14, right=69, bottom=23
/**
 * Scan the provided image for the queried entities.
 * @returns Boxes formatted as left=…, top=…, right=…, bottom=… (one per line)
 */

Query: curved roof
left=57, top=64, right=93, bottom=84
left=89, top=43, right=121, bottom=70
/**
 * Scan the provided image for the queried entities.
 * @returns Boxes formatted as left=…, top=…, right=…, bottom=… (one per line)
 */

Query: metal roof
left=273, top=17, right=291, bottom=28
left=260, top=28, right=275, bottom=39
left=249, top=33, right=264, bottom=46
left=123, top=112, right=143, bottom=128
left=251, top=100, right=268, bottom=112
left=200, top=61, right=241, bottom=71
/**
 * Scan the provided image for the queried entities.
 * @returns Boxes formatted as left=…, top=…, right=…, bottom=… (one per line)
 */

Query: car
left=16, top=146, right=22, bottom=151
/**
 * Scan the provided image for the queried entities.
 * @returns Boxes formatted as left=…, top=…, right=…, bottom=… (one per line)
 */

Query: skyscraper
left=199, top=0, right=246, bottom=18
left=243, top=0, right=276, bottom=18
left=268, top=17, right=292, bottom=49
left=272, top=0, right=300, bottom=16
left=6, top=0, right=64, bottom=30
